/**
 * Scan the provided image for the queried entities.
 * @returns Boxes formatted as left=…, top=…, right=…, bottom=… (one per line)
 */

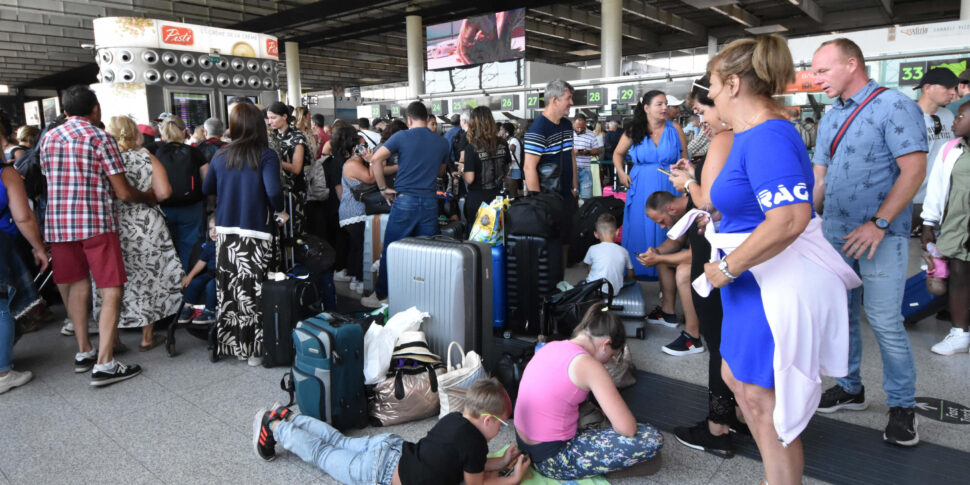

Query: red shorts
left=50, top=232, right=128, bottom=288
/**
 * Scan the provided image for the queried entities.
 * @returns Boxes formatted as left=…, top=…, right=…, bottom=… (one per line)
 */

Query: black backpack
left=156, top=142, right=204, bottom=204
left=12, top=148, right=46, bottom=202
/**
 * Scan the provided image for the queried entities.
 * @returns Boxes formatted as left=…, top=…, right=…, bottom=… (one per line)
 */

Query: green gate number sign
left=390, top=105, right=401, bottom=117
left=898, top=61, right=926, bottom=86
left=586, top=88, right=606, bottom=106
left=452, top=99, right=463, bottom=112
left=617, top=85, right=637, bottom=103
left=526, top=93, right=541, bottom=109
left=431, top=101, right=443, bottom=115
left=371, top=105, right=380, bottom=118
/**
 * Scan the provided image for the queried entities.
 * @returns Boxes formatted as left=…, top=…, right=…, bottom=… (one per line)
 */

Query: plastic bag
left=363, top=306, right=429, bottom=385
left=469, top=196, right=509, bottom=246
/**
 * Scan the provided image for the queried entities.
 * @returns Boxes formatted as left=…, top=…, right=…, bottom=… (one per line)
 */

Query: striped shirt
left=572, top=129, right=600, bottom=168
left=524, top=115, right=574, bottom=194
left=39, top=116, right=126, bottom=243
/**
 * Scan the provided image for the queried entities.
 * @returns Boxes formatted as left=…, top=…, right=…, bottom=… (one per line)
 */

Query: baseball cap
left=665, top=94, right=685, bottom=106
left=914, top=67, right=960, bottom=90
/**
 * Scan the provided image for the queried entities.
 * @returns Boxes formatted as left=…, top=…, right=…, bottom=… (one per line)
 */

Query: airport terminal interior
left=2, top=1, right=970, bottom=484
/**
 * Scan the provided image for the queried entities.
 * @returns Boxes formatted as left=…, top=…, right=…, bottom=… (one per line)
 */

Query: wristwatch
left=379, top=185, right=388, bottom=192
left=717, top=259, right=737, bottom=281
left=870, top=216, right=889, bottom=230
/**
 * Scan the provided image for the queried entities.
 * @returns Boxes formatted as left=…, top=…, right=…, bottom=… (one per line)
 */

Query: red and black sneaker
left=253, top=408, right=278, bottom=461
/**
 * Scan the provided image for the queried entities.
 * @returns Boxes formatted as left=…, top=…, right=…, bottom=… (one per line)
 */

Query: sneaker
left=90, top=361, right=142, bottom=387
left=930, top=328, right=970, bottom=355
left=60, top=317, right=99, bottom=336
left=360, top=293, right=387, bottom=308
left=248, top=356, right=263, bottom=367
left=74, top=352, right=98, bottom=373
left=177, top=306, right=198, bottom=324
left=646, top=306, right=678, bottom=328
left=817, top=384, right=867, bottom=413
left=333, top=269, right=351, bottom=282
left=350, top=280, right=364, bottom=294
left=0, top=369, right=33, bottom=394
left=884, top=406, right=919, bottom=446
left=194, top=309, right=217, bottom=325
left=252, top=408, right=277, bottom=461
left=662, top=331, right=705, bottom=356
left=674, top=420, right=733, bottom=457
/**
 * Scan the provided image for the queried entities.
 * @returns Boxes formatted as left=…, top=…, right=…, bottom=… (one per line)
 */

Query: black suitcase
left=506, top=234, right=563, bottom=335
left=568, top=196, right=625, bottom=264
left=261, top=277, right=319, bottom=367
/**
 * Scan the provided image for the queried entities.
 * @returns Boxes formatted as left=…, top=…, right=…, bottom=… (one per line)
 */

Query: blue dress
left=622, top=121, right=682, bottom=279
left=709, top=119, right=815, bottom=388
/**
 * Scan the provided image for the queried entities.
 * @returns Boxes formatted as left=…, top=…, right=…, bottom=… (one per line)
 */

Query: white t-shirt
left=916, top=108, right=955, bottom=204
left=584, top=242, right=632, bottom=296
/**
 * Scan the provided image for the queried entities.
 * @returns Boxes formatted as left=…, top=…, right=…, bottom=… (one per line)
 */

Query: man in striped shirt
left=572, top=114, right=600, bottom=200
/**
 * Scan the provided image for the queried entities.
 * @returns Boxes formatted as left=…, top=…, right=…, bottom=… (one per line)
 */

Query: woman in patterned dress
left=102, top=115, right=183, bottom=351
left=267, top=102, right=310, bottom=236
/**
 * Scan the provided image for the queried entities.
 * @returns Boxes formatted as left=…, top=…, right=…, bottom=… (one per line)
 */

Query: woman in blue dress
left=613, top=90, right=687, bottom=322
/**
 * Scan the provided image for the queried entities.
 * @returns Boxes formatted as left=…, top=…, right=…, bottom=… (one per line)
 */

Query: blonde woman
left=100, top=116, right=183, bottom=351
left=155, top=115, right=209, bottom=271
left=294, top=106, right=320, bottom=162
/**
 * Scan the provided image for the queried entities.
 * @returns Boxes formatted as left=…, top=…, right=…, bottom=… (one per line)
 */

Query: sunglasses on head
left=691, top=80, right=710, bottom=92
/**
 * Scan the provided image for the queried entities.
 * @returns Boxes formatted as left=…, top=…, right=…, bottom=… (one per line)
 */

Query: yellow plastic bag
left=469, top=196, right=508, bottom=246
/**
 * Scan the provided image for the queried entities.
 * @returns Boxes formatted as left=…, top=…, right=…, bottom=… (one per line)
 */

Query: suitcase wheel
left=636, top=328, right=645, bottom=340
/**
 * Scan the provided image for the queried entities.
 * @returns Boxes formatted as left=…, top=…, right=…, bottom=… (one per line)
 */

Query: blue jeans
left=0, top=297, right=12, bottom=373
left=376, top=194, right=439, bottom=299
left=184, top=273, right=216, bottom=312
left=275, top=415, right=403, bottom=485
left=162, top=201, right=205, bottom=273
left=828, top=235, right=916, bottom=408
left=577, top=166, right=593, bottom=199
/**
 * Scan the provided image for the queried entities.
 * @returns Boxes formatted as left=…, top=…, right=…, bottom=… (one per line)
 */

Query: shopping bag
left=438, top=342, right=486, bottom=417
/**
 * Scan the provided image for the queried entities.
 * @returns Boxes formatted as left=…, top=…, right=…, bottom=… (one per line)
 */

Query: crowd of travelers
left=1, top=33, right=969, bottom=485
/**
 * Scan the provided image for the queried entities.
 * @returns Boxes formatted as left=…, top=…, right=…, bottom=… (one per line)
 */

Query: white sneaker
left=60, top=318, right=99, bottom=336
left=0, top=369, right=33, bottom=394
left=360, top=293, right=387, bottom=308
left=247, top=356, right=264, bottom=367
left=350, top=280, right=363, bottom=294
left=931, top=328, right=970, bottom=355
left=333, top=269, right=351, bottom=282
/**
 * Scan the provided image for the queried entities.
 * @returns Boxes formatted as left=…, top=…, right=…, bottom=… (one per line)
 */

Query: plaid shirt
left=40, top=116, right=126, bottom=243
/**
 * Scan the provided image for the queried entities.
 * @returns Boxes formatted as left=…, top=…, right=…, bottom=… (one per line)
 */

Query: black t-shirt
left=398, top=413, right=488, bottom=485
left=463, top=141, right=510, bottom=192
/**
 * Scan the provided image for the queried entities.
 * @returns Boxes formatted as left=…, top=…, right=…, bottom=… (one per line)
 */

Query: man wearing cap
left=913, top=67, right=960, bottom=231
left=137, top=124, right=159, bottom=154
left=665, top=95, right=684, bottom=122
left=946, top=69, right=970, bottom=117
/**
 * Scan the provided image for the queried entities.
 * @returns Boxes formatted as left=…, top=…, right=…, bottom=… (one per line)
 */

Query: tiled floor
left=2, top=238, right=968, bottom=484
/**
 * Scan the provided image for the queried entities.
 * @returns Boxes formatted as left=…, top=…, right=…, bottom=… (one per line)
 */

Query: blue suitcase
left=287, top=313, right=368, bottom=430
left=901, top=272, right=946, bottom=324
left=492, top=244, right=507, bottom=329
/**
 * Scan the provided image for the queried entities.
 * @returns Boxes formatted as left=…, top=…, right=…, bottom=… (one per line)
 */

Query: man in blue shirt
left=364, top=101, right=450, bottom=307
left=811, top=38, right=927, bottom=447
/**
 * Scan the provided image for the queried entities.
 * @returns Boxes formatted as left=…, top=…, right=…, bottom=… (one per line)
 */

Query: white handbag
left=437, top=342, right=486, bottom=417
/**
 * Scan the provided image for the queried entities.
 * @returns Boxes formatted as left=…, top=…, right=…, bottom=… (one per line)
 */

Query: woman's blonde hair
left=106, top=115, right=142, bottom=152
left=16, top=125, right=40, bottom=148
left=294, top=106, right=312, bottom=133
left=159, top=115, right=186, bottom=143
left=708, top=35, right=794, bottom=98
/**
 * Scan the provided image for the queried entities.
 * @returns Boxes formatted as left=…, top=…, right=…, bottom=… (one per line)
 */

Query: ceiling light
left=568, top=49, right=600, bottom=56
left=746, top=24, right=788, bottom=35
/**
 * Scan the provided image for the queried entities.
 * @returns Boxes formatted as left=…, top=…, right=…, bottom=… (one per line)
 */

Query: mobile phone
left=657, top=167, right=673, bottom=176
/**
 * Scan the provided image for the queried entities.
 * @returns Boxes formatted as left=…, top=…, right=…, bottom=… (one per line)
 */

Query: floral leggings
left=532, top=423, right=664, bottom=480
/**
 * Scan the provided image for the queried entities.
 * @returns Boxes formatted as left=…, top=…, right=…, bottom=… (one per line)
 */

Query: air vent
left=262, top=77, right=274, bottom=89
left=99, top=50, right=113, bottom=64
left=261, top=61, right=274, bottom=74
left=118, top=50, right=134, bottom=63
left=199, top=72, right=214, bottom=86
left=198, top=55, right=212, bottom=69
left=248, top=75, right=261, bottom=88
left=161, top=52, right=177, bottom=66
left=216, top=73, right=230, bottom=87
left=180, top=54, right=195, bottom=67
left=101, top=69, right=115, bottom=83
left=232, top=74, right=246, bottom=87
left=142, top=50, right=158, bottom=64
left=247, top=59, right=260, bottom=72
left=216, top=59, right=229, bottom=70
left=163, top=69, right=178, bottom=84
left=182, top=71, right=197, bottom=85
left=119, top=69, right=135, bottom=82
left=144, top=69, right=160, bottom=84
left=231, top=58, right=245, bottom=71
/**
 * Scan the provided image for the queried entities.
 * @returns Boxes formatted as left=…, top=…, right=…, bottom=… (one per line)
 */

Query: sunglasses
left=931, top=114, right=942, bottom=136
left=691, top=80, right=710, bottom=92
left=481, top=413, right=509, bottom=428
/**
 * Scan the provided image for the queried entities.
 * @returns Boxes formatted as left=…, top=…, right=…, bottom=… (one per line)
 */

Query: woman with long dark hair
left=460, top=107, right=510, bottom=229
left=267, top=101, right=309, bottom=235
left=612, top=90, right=687, bottom=325
left=202, top=103, right=286, bottom=365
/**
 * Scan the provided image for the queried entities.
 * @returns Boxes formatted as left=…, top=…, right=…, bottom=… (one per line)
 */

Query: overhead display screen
left=426, top=8, right=525, bottom=70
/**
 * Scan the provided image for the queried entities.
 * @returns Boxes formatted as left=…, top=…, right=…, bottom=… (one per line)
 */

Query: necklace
left=734, top=107, right=773, bottom=132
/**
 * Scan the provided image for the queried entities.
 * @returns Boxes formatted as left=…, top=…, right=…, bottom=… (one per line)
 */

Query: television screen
left=170, top=92, right=212, bottom=131
left=426, top=8, right=525, bottom=70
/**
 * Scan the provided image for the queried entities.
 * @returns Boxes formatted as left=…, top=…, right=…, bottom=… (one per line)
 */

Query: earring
left=721, top=121, right=728, bottom=127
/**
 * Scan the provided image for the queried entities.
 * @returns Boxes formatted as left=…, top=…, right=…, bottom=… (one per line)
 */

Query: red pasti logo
left=266, top=38, right=278, bottom=57
left=161, top=25, right=194, bottom=46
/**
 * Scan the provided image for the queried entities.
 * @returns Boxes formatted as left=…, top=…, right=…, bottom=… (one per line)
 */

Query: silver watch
left=718, top=260, right=737, bottom=280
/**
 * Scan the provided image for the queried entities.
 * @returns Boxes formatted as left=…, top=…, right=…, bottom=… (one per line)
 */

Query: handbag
left=437, top=342, right=486, bottom=417
left=350, top=182, right=379, bottom=201
left=368, top=361, right=445, bottom=426
left=361, top=189, right=391, bottom=215
left=541, top=278, right=614, bottom=338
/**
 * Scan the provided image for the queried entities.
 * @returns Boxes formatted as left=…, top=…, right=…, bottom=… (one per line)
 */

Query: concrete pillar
left=406, top=15, right=425, bottom=98
left=708, top=35, right=717, bottom=58
left=962, top=0, right=970, bottom=21
left=600, top=0, right=622, bottom=78
left=285, top=42, right=302, bottom=107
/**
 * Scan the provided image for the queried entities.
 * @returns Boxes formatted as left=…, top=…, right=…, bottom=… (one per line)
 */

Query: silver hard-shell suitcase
left=387, top=237, right=493, bottom=360
left=613, top=284, right=646, bottom=339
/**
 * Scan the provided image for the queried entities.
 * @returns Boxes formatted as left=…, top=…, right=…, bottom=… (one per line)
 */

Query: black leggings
left=343, top=221, right=365, bottom=280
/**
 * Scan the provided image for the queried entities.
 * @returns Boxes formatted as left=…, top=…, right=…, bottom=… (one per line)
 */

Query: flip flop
left=139, top=335, right=167, bottom=352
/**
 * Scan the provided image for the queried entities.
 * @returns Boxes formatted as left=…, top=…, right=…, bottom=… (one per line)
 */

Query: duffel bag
left=506, top=191, right=562, bottom=238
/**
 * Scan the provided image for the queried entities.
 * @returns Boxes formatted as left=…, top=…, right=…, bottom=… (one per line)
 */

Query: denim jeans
left=0, top=297, right=12, bottom=373
left=275, top=415, right=403, bottom=485
left=828, top=234, right=916, bottom=408
left=184, top=273, right=216, bottom=312
left=161, top=201, right=205, bottom=273
left=376, top=194, right=439, bottom=299
left=577, top=166, right=593, bottom=199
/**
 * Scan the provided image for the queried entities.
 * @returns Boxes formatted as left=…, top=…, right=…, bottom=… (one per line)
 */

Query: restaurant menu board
left=24, top=101, right=41, bottom=127
left=42, top=97, right=60, bottom=126
left=93, top=17, right=279, bottom=60
left=171, top=92, right=211, bottom=130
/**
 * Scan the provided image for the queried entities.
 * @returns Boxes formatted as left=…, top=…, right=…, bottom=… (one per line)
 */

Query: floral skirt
left=215, top=233, right=271, bottom=359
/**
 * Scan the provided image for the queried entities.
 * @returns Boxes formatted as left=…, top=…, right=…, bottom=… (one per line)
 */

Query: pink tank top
left=514, top=340, right=590, bottom=442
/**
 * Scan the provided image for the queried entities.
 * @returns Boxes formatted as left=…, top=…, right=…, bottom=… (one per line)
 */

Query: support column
left=285, top=41, right=302, bottom=107
left=600, top=0, right=622, bottom=78
left=406, top=15, right=425, bottom=98
left=962, top=0, right=970, bottom=21
left=707, top=35, right=717, bottom=58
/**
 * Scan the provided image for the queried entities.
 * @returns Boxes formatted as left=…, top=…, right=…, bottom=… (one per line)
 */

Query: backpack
left=305, top=155, right=330, bottom=202
left=12, top=148, right=47, bottom=202
left=156, top=142, right=203, bottom=204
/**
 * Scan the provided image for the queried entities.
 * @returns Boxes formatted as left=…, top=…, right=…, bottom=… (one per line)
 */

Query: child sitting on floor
left=253, top=378, right=531, bottom=485
left=178, top=216, right=217, bottom=325
left=583, top=213, right=633, bottom=296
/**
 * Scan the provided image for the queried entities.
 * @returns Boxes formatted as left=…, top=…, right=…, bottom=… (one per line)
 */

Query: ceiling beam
left=789, top=0, right=824, bottom=24
left=531, top=5, right=659, bottom=46
left=229, top=0, right=394, bottom=32
left=877, top=0, right=894, bottom=22
left=621, top=0, right=705, bottom=38
left=709, top=4, right=760, bottom=28
left=526, top=19, right=600, bottom=47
